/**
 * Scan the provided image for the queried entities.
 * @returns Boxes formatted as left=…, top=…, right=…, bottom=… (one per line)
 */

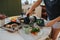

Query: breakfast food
left=11, top=18, right=16, bottom=22
left=9, top=16, right=19, bottom=22
left=31, top=27, right=40, bottom=35
left=36, top=19, right=45, bottom=26
left=20, top=20, right=24, bottom=23
left=5, top=24, right=12, bottom=28
left=3, top=23, right=19, bottom=33
left=11, top=23, right=18, bottom=27
left=2, top=16, right=21, bottom=32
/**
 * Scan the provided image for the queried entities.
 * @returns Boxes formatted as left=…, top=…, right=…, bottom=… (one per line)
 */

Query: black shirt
left=44, top=0, right=60, bottom=20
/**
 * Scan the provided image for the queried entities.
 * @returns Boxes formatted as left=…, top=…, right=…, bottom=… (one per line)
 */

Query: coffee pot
left=19, top=13, right=37, bottom=24
left=19, top=13, right=44, bottom=26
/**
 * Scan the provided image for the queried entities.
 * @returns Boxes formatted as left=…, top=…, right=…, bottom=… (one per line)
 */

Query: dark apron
left=44, top=0, right=60, bottom=20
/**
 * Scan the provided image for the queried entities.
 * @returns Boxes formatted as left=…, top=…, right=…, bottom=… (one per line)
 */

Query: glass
left=0, top=19, right=5, bottom=27
left=23, top=24, right=32, bottom=34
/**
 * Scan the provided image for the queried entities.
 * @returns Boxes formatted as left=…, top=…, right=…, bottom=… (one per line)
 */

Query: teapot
left=19, top=13, right=37, bottom=24
left=19, top=13, right=45, bottom=26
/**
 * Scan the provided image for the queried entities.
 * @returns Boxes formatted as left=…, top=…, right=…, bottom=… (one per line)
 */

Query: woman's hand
left=26, top=9, right=34, bottom=16
left=26, top=0, right=42, bottom=16
left=45, top=16, right=60, bottom=27
left=56, top=16, right=60, bottom=22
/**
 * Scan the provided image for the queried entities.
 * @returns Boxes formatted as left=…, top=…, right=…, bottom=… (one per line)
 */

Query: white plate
left=18, top=29, right=44, bottom=40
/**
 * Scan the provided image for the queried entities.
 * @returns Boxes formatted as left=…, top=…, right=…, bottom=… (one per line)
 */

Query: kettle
left=18, top=13, right=30, bottom=24
left=19, top=13, right=45, bottom=26
left=19, top=13, right=37, bottom=24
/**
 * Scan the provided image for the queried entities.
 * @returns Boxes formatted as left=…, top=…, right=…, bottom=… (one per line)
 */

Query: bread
left=11, top=23, right=18, bottom=28
left=5, top=24, right=12, bottom=28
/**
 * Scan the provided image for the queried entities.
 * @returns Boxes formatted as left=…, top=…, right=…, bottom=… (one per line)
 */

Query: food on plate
left=11, top=23, right=18, bottom=27
left=9, top=16, right=18, bottom=20
left=20, top=20, right=24, bottom=23
left=31, top=32, right=38, bottom=35
left=9, top=16, right=20, bottom=22
left=31, top=27, right=40, bottom=35
left=36, top=19, right=45, bottom=26
left=4, top=23, right=19, bottom=32
left=11, top=17, right=16, bottom=22
left=2, top=16, right=21, bottom=32
left=5, top=23, right=18, bottom=28
left=5, top=24, right=11, bottom=28
left=11, top=23, right=18, bottom=30
left=4, top=22, right=20, bottom=29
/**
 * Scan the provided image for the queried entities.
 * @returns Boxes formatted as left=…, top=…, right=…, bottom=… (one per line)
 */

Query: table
left=0, top=27, right=51, bottom=40
left=19, top=27, right=51, bottom=40
left=0, top=17, right=51, bottom=40
left=0, top=28, right=24, bottom=40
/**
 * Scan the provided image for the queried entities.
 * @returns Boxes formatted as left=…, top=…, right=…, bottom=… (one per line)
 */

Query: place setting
left=0, top=14, right=51, bottom=40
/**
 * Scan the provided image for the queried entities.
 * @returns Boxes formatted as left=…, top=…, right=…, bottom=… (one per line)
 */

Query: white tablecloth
left=0, top=28, right=24, bottom=40
left=19, top=27, right=51, bottom=40
left=0, top=27, right=51, bottom=40
left=0, top=17, right=51, bottom=40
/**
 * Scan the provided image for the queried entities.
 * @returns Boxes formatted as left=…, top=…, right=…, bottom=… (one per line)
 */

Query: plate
left=18, top=29, right=44, bottom=40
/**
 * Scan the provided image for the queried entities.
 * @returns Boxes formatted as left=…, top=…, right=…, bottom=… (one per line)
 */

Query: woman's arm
left=26, top=0, right=42, bottom=15
left=45, top=16, right=60, bottom=27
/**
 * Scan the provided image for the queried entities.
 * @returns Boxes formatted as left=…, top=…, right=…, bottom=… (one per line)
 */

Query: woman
left=26, top=0, right=60, bottom=40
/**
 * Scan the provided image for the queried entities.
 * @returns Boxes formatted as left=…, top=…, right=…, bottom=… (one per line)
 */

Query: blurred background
left=0, top=0, right=47, bottom=20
